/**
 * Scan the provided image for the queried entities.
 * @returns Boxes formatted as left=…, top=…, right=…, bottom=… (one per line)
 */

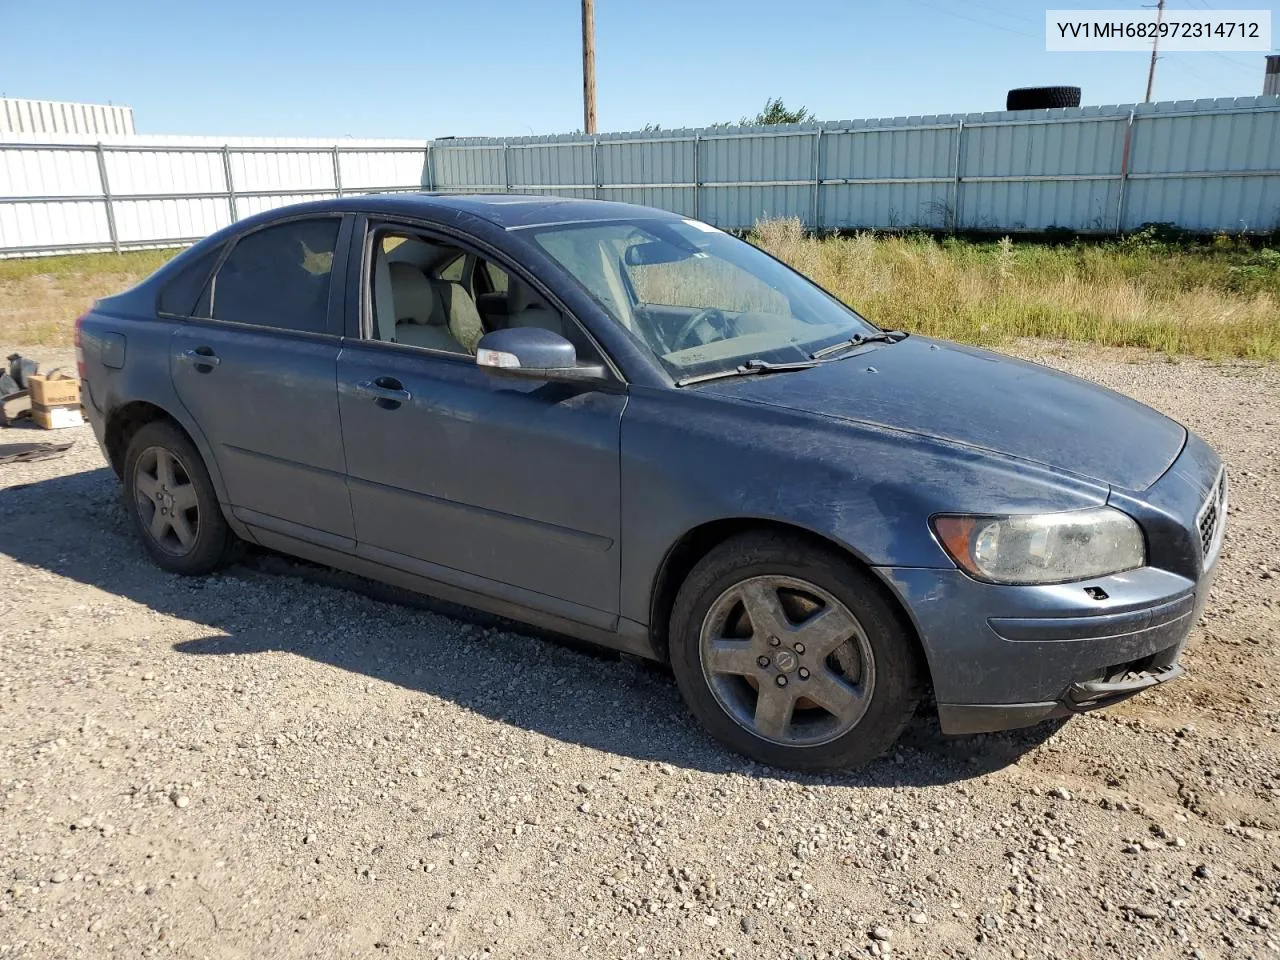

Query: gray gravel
left=0, top=344, right=1277, bottom=959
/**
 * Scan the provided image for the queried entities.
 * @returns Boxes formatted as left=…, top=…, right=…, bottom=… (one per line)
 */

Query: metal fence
left=429, top=96, right=1280, bottom=236
left=0, top=137, right=429, bottom=257
left=2, top=95, right=1279, bottom=257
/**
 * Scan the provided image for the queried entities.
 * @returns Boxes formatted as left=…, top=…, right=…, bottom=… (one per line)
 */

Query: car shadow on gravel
left=2, top=467, right=1064, bottom=787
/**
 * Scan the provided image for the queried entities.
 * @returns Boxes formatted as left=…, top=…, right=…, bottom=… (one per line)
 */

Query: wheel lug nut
left=775, top=675, right=788, bottom=687
left=798, top=668, right=810, bottom=680
left=794, top=643, right=805, bottom=654
left=769, top=637, right=780, bottom=647
left=756, top=656, right=770, bottom=668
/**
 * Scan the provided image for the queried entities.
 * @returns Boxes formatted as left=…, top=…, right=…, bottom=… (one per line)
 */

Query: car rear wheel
left=123, top=420, right=235, bottom=575
left=669, top=532, right=923, bottom=770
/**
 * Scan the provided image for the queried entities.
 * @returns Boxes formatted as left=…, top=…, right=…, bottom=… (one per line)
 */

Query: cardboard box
left=27, top=373, right=81, bottom=407
left=32, top=402, right=84, bottom=430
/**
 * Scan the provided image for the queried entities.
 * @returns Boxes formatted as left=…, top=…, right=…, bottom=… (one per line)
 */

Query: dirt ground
left=0, top=344, right=1277, bottom=960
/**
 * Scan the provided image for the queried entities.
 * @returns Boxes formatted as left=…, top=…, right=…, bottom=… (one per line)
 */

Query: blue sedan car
left=76, top=195, right=1226, bottom=770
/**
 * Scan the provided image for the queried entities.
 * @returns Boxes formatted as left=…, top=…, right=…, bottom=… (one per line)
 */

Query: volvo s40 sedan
left=77, top=195, right=1226, bottom=770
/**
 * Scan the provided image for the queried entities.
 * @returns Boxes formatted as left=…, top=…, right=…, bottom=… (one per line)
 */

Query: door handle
left=179, top=348, right=220, bottom=368
left=356, top=378, right=412, bottom=405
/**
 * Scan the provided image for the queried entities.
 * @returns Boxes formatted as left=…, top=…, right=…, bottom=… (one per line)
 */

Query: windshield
left=527, top=217, right=879, bottom=380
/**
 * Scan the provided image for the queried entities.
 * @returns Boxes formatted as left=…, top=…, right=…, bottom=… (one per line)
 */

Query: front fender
left=618, top=387, right=1109, bottom=627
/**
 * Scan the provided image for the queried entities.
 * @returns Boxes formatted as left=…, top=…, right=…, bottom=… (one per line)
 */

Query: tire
left=668, top=531, right=923, bottom=771
left=1006, top=86, right=1082, bottom=111
left=122, top=419, right=235, bottom=575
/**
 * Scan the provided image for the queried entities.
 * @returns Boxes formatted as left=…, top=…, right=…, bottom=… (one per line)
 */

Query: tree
left=741, top=97, right=814, bottom=126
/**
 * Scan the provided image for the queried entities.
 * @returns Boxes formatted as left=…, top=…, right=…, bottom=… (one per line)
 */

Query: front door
left=170, top=215, right=355, bottom=549
left=336, top=224, right=625, bottom=627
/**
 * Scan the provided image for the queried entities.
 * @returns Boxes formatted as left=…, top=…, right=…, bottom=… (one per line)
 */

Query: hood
left=699, top=337, right=1185, bottom=490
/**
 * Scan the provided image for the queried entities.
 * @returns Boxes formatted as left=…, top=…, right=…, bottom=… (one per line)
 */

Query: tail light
left=75, top=310, right=88, bottom=379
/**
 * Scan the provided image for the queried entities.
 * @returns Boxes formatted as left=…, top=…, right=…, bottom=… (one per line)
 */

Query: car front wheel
left=123, top=419, right=235, bottom=575
left=669, top=532, right=923, bottom=771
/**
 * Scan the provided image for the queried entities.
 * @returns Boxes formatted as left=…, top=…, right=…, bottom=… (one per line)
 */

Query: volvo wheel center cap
left=774, top=649, right=798, bottom=673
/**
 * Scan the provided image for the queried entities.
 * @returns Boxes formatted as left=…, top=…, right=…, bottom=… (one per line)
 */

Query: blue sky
left=2, top=0, right=1275, bottom=138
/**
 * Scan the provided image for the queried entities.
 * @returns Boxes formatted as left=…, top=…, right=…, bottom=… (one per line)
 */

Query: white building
left=1, top=98, right=135, bottom=136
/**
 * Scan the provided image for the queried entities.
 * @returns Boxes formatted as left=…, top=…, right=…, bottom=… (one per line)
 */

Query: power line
left=912, top=1, right=1041, bottom=41
left=956, top=0, right=1041, bottom=26
left=1163, top=55, right=1248, bottom=95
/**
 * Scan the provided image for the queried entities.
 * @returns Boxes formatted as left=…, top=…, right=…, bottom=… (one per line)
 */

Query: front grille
left=1196, top=469, right=1227, bottom=565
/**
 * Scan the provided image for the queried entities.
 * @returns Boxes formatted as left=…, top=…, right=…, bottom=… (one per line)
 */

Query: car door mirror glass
left=623, top=240, right=697, bottom=266
left=476, top=327, right=606, bottom=383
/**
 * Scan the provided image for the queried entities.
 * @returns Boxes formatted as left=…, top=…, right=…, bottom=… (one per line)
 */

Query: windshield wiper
left=810, top=330, right=907, bottom=360
left=675, top=357, right=819, bottom=387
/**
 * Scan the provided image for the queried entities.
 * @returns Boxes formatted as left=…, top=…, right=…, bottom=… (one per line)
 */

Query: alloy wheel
left=133, top=445, right=200, bottom=556
left=698, top=575, right=876, bottom=746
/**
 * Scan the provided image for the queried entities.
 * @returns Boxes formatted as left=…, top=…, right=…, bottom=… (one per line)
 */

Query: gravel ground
left=0, top=344, right=1277, bottom=960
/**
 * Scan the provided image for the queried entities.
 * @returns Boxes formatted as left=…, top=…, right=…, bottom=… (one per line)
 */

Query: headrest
left=507, top=278, right=533, bottom=313
left=389, top=262, right=439, bottom=325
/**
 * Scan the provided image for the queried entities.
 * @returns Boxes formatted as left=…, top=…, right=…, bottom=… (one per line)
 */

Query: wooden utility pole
left=582, top=0, right=597, bottom=134
left=1144, top=0, right=1165, bottom=103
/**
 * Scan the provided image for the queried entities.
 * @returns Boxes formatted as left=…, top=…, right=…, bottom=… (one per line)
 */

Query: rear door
left=170, top=215, right=357, bottom=551
left=335, top=220, right=626, bottom=627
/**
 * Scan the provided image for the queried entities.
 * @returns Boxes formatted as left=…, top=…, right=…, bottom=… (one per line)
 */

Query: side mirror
left=475, top=327, right=607, bottom=383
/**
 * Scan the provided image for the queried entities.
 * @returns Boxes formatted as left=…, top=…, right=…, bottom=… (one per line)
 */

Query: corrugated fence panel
left=231, top=150, right=336, bottom=192
left=431, top=146, right=505, bottom=189
left=599, top=186, right=697, bottom=216
left=0, top=201, right=111, bottom=251
left=339, top=150, right=427, bottom=190
left=510, top=142, right=593, bottom=188
left=700, top=185, right=812, bottom=230
left=236, top=192, right=341, bottom=217
left=600, top=137, right=694, bottom=186
left=820, top=125, right=958, bottom=229
left=0, top=147, right=101, bottom=197
left=105, top=149, right=226, bottom=196
left=822, top=182, right=955, bottom=230
left=113, top=197, right=231, bottom=242
left=2, top=99, right=1279, bottom=255
left=1125, top=102, right=1280, bottom=231
left=960, top=179, right=1122, bottom=232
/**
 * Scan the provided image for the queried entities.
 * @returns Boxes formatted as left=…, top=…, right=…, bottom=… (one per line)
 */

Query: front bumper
left=878, top=436, right=1224, bottom=736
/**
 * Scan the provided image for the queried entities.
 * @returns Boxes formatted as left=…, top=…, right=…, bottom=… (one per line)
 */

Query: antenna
left=1144, top=0, right=1166, bottom=103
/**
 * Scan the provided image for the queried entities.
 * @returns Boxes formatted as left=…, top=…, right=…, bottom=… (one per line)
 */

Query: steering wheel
left=672, top=307, right=726, bottom=351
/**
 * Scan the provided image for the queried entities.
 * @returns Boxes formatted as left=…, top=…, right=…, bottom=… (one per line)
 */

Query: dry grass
left=0, top=249, right=180, bottom=347
left=3, top=229, right=1279, bottom=361
left=750, top=218, right=1280, bottom=362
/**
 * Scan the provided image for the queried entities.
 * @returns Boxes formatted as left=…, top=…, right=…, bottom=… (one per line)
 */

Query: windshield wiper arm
left=675, top=357, right=819, bottom=387
left=810, top=330, right=906, bottom=360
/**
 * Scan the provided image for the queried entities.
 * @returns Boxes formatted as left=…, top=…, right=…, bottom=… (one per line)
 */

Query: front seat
left=432, top=280, right=486, bottom=354
left=504, top=279, right=564, bottom=336
left=389, top=263, right=467, bottom=353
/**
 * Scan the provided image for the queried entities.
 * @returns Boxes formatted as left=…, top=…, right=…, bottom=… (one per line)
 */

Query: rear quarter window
left=157, top=245, right=223, bottom=317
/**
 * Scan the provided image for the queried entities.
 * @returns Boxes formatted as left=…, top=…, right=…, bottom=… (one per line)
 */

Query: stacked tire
left=1006, top=86, right=1082, bottom=111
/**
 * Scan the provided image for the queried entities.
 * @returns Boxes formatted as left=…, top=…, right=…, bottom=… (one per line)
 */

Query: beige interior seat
left=430, top=280, right=485, bottom=354
left=388, top=263, right=468, bottom=353
left=503, top=278, right=564, bottom=336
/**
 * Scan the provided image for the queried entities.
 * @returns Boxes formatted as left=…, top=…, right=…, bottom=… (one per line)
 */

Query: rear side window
left=157, top=245, right=222, bottom=317
left=209, top=218, right=340, bottom=334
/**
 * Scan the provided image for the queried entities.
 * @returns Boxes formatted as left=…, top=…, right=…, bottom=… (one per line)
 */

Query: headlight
left=932, top=508, right=1145, bottom=585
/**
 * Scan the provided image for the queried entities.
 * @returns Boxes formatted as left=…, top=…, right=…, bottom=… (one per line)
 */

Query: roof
left=346, top=192, right=684, bottom=229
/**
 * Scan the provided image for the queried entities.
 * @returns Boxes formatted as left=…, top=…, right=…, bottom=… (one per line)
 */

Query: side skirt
left=246, top=525, right=661, bottom=662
